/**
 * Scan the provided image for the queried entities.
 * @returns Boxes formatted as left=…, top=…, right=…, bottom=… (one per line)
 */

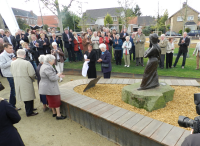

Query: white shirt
left=7, top=36, right=12, bottom=45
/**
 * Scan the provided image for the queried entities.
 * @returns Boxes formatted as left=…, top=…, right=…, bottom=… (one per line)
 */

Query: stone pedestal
left=122, top=82, right=175, bottom=112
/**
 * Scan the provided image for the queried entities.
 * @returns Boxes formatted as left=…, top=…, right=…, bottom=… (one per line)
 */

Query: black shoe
left=53, top=114, right=57, bottom=117
left=27, top=112, right=38, bottom=117
left=33, top=108, right=37, bottom=111
left=56, top=115, right=67, bottom=120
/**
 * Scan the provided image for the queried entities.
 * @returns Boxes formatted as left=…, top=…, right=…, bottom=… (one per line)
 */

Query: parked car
left=187, top=30, right=200, bottom=37
left=165, top=31, right=181, bottom=36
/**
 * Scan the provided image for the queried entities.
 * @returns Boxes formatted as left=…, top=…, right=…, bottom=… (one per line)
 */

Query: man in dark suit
left=0, top=98, right=25, bottom=146
left=62, top=28, right=75, bottom=62
left=3, top=30, right=17, bottom=51
left=120, top=28, right=129, bottom=42
left=173, top=32, right=190, bottom=69
left=0, top=29, right=5, bottom=38
left=29, top=34, right=42, bottom=65
left=16, top=29, right=29, bottom=49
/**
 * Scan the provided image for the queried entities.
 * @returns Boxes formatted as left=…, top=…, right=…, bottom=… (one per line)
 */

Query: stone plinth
left=122, top=82, right=175, bottom=112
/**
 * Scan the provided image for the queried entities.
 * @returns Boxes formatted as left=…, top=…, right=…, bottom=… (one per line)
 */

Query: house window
left=187, top=15, right=194, bottom=21
left=113, top=17, right=117, bottom=22
left=177, top=16, right=183, bottom=22
left=26, top=19, right=28, bottom=23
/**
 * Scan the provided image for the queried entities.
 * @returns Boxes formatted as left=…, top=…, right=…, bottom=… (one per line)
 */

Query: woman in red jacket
left=99, top=32, right=109, bottom=51
left=73, top=32, right=83, bottom=61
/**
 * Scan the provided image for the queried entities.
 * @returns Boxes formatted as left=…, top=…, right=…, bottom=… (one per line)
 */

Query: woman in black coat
left=39, top=33, right=51, bottom=55
left=0, top=98, right=24, bottom=146
left=85, top=44, right=97, bottom=78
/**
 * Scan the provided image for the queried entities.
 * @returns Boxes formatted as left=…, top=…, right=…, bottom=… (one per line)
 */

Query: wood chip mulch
left=74, top=84, right=200, bottom=130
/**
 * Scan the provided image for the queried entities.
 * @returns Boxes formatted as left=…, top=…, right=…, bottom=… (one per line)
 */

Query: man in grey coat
left=11, top=49, right=38, bottom=117
left=158, top=34, right=168, bottom=69
left=0, top=43, right=20, bottom=110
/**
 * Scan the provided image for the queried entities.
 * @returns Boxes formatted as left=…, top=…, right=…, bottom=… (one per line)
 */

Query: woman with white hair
left=51, top=42, right=64, bottom=82
left=122, top=36, right=132, bottom=67
left=36, top=55, right=49, bottom=112
left=39, top=54, right=66, bottom=120
left=97, top=43, right=112, bottom=78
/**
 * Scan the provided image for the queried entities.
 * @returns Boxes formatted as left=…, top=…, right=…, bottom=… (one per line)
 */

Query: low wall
left=59, top=79, right=191, bottom=146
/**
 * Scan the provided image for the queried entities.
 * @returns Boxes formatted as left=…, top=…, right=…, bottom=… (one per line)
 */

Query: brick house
left=12, top=8, right=37, bottom=26
left=80, top=7, right=123, bottom=32
left=0, top=7, right=37, bottom=29
left=166, top=2, right=200, bottom=33
left=37, top=15, right=59, bottom=28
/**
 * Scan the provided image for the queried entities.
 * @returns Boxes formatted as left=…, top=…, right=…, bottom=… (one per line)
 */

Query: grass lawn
left=64, top=48, right=200, bottom=78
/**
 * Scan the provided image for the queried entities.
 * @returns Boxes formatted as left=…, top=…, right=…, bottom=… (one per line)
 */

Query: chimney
left=183, top=2, right=187, bottom=8
left=30, top=10, right=34, bottom=16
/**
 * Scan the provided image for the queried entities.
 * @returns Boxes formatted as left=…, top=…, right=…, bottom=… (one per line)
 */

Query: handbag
left=0, top=82, right=5, bottom=91
left=102, top=63, right=109, bottom=68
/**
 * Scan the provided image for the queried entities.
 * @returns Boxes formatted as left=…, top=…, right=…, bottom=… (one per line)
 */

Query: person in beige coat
left=11, top=49, right=38, bottom=117
left=158, top=34, right=168, bottom=69
left=193, top=37, right=200, bottom=70
left=134, top=28, right=146, bottom=66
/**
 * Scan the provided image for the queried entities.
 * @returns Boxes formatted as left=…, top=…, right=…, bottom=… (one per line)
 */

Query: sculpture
left=138, top=33, right=161, bottom=90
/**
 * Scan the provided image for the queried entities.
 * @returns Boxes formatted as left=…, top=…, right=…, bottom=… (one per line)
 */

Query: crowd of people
left=0, top=26, right=199, bottom=146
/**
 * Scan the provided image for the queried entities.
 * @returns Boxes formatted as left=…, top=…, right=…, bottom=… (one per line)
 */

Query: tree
left=79, top=13, right=89, bottom=32
left=17, top=18, right=29, bottom=30
left=104, top=13, right=113, bottom=27
left=62, top=7, right=81, bottom=31
left=43, top=24, right=49, bottom=31
left=133, top=4, right=142, bottom=16
left=26, top=0, right=75, bottom=34
left=151, top=10, right=168, bottom=33
left=117, top=0, right=136, bottom=29
left=185, top=27, right=191, bottom=33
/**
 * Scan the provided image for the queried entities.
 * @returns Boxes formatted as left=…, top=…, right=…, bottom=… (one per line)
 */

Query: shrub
left=185, top=28, right=191, bottom=33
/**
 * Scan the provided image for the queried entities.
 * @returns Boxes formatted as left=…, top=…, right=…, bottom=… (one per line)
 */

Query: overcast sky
left=6, top=0, right=200, bottom=17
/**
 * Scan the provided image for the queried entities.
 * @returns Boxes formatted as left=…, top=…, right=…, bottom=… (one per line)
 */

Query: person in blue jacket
left=113, top=34, right=123, bottom=65
left=0, top=97, right=24, bottom=146
left=130, top=32, right=136, bottom=61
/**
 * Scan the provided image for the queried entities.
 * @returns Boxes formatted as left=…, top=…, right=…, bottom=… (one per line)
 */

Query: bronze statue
left=138, top=33, right=161, bottom=90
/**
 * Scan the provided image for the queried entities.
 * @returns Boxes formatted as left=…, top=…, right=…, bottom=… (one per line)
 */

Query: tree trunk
left=57, top=8, right=68, bottom=59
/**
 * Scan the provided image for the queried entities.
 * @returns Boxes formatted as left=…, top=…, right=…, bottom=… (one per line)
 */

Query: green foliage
left=17, top=18, right=29, bottom=31
left=142, top=26, right=152, bottom=36
left=124, top=5, right=142, bottom=17
left=57, top=27, right=60, bottom=31
left=185, top=28, right=191, bottom=33
left=117, top=0, right=136, bottom=29
left=152, top=10, right=168, bottom=33
left=179, top=30, right=182, bottom=34
left=43, top=24, right=49, bottom=31
left=62, top=7, right=81, bottom=32
left=104, top=13, right=113, bottom=27
left=133, top=4, right=142, bottom=16
left=92, top=28, right=96, bottom=32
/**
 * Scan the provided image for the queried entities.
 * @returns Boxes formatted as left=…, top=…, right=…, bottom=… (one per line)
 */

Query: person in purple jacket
left=97, top=43, right=112, bottom=79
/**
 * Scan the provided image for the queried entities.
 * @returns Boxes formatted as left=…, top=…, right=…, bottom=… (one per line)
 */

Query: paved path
left=0, top=76, right=117, bottom=146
